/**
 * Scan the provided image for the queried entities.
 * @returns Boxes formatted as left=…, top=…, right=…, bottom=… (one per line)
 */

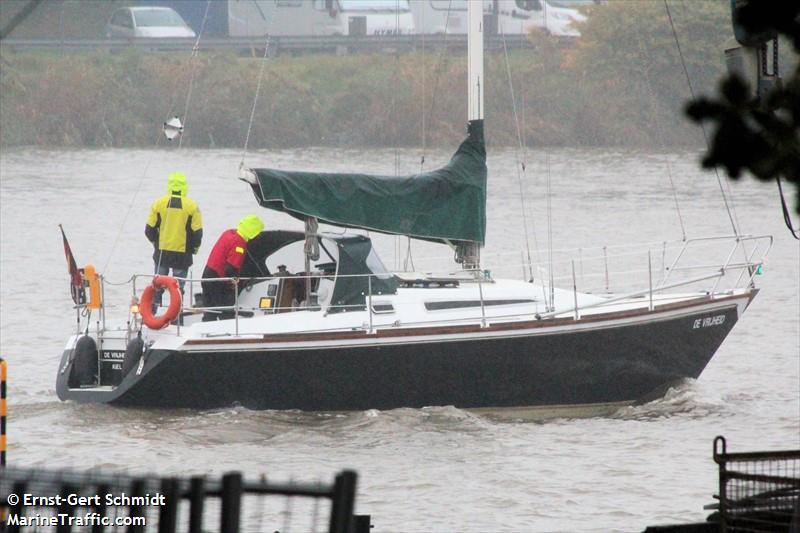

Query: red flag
left=59, top=225, right=85, bottom=305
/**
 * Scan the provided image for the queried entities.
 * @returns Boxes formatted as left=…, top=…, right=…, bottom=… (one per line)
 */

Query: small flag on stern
left=59, top=224, right=86, bottom=305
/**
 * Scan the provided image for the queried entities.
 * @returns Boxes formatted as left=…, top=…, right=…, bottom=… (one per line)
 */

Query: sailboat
left=56, top=3, right=771, bottom=416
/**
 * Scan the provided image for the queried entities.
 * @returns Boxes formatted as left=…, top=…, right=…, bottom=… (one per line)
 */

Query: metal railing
left=0, top=466, right=357, bottom=533
left=0, top=34, right=535, bottom=55
left=713, top=436, right=800, bottom=533
left=78, top=234, right=771, bottom=338
left=536, top=236, right=771, bottom=319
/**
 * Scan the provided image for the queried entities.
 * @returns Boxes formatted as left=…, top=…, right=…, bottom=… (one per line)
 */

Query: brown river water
left=0, top=146, right=797, bottom=531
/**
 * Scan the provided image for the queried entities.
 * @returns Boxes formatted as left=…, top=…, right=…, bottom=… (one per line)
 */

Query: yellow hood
left=167, top=172, right=188, bottom=196
left=236, top=214, right=264, bottom=241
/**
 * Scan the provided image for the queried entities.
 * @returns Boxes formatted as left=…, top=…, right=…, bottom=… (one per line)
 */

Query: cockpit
left=220, top=231, right=397, bottom=316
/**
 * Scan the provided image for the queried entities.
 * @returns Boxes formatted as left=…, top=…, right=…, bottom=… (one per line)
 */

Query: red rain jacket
left=205, top=229, right=247, bottom=277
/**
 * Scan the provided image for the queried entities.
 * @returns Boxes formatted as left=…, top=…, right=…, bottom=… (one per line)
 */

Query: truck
left=227, top=0, right=415, bottom=37
left=410, top=0, right=586, bottom=38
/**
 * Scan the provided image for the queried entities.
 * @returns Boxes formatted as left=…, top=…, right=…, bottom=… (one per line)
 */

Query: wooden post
left=57, top=484, right=77, bottom=533
left=93, top=484, right=109, bottom=533
left=329, top=470, right=357, bottom=533
left=714, top=436, right=728, bottom=532
left=220, top=473, right=242, bottom=533
left=158, top=478, right=179, bottom=533
left=8, top=481, right=26, bottom=533
left=1, top=358, right=6, bottom=467
left=127, top=479, right=146, bottom=533
left=188, top=477, right=205, bottom=533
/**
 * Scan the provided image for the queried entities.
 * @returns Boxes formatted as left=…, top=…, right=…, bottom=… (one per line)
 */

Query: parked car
left=106, top=6, right=196, bottom=39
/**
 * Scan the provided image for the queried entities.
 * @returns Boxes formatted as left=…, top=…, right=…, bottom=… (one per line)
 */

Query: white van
left=410, top=0, right=585, bottom=37
left=228, top=0, right=415, bottom=37
left=106, top=6, right=196, bottom=39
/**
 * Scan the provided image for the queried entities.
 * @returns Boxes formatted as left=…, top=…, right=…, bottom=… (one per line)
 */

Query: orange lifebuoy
left=139, top=275, right=182, bottom=330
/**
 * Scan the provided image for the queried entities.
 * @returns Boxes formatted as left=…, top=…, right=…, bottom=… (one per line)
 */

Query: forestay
left=245, top=120, right=487, bottom=245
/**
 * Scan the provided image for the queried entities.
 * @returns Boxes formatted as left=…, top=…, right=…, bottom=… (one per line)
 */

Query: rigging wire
left=240, top=32, right=273, bottom=168
left=178, top=0, right=212, bottom=150
left=546, top=151, right=555, bottom=311
left=406, top=0, right=429, bottom=272
left=634, top=20, right=687, bottom=241
left=412, top=0, right=455, bottom=271
left=663, top=0, right=741, bottom=237
left=500, top=24, right=538, bottom=282
left=102, top=2, right=212, bottom=277
left=156, top=0, right=212, bottom=279
left=421, top=0, right=455, bottom=168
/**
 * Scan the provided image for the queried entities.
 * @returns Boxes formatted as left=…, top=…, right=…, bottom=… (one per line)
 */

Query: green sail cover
left=247, top=120, right=486, bottom=245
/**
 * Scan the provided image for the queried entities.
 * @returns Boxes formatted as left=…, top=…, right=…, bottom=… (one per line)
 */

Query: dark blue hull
left=56, top=300, right=743, bottom=411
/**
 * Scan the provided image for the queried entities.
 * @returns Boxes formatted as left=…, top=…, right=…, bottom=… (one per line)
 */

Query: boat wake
left=610, top=380, right=730, bottom=421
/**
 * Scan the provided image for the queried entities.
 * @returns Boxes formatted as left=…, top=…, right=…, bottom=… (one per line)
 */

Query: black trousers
left=201, top=267, right=235, bottom=321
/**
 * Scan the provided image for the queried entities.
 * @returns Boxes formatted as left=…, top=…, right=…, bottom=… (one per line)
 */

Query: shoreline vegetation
left=0, top=1, right=794, bottom=150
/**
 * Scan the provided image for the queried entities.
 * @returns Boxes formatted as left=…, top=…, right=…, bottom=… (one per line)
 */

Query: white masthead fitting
left=163, top=116, right=184, bottom=141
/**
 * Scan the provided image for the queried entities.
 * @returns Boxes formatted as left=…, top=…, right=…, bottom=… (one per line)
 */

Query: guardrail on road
left=0, top=34, right=536, bottom=55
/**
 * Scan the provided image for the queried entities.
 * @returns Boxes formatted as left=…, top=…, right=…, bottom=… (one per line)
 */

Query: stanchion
left=1, top=358, right=7, bottom=527
left=1, top=357, right=6, bottom=467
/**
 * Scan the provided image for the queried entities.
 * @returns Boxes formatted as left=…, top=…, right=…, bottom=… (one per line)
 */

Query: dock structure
left=645, top=436, right=800, bottom=533
left=0, top=467, right=359, bottom=533
left=713, top=436, right=800, bottom=532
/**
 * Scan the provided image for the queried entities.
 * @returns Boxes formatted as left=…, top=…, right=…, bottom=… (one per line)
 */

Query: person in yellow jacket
left=145, top=172, right=203, bottom=308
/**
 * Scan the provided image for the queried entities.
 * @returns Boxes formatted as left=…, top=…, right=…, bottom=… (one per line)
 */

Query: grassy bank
left=1, top=1, right=776, bottom=149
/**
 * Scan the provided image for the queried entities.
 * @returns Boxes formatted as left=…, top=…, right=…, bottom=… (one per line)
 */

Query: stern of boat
left=55, top=326, right=177, bottom=405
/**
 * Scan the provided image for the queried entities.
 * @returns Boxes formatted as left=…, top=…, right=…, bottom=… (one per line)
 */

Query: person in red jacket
left=201, top=214, right=264, bottom=321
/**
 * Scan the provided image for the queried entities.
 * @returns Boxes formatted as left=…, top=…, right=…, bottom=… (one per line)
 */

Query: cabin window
left=364, top=246, right=393, bottom=281
left=371, top=302, right=394, bottom=314
left=265, top=239, right=338, bottom=277
left=425, top=299, right=535, bottom=311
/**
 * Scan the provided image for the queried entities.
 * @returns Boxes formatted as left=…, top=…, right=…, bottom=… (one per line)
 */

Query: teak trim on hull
left=182, top=291, right=754, bottom=346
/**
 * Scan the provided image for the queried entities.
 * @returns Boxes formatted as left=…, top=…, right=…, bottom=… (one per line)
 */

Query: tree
left=685, top=2, right=800, bottom=224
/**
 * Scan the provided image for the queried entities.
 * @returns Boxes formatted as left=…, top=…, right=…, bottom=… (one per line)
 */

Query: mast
left=467, top=0, right=484, bottom=123
left=458, top=0, right=484, bottom=271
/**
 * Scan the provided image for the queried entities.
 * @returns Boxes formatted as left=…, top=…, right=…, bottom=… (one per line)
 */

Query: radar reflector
left=163, top=116, right=183, bottom=141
